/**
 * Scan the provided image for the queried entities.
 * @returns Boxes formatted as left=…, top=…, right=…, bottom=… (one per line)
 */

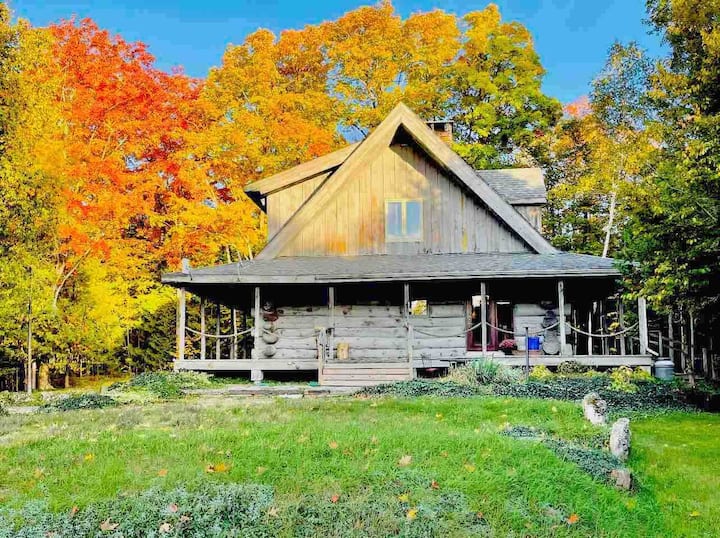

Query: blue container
left=527, top=336, right=541, bottom=351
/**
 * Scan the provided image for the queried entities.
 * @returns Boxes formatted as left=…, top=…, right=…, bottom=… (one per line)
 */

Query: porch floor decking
left=175, top=355, right=654, bottom=376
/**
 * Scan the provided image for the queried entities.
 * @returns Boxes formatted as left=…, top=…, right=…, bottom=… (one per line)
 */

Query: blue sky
left=11, top=0, right=663, bottom=104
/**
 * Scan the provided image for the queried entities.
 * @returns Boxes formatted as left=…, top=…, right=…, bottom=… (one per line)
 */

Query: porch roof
left=162, top=252, right=622, bottom=286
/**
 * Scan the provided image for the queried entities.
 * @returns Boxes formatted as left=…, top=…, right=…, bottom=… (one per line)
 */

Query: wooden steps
left=320, top=363, right=412, bottom=387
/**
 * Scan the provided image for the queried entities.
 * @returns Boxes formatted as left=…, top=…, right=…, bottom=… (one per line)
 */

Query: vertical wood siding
left=276, top=144, right=529, bottom=256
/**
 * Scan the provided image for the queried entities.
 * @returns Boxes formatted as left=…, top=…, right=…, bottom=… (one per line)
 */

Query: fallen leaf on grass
left=567, top=514, right=580, bottom=525
left=33, top=468, right=44, bottom=479
left=397, top=493, right=409, bottom=503
left=256, top=466, right=268, bottom=475
left=689, top=511, right=701, bottom=518
left=398, top=455, right=412, bottom=467
left=463, top=463, right=476, bottom=473
left=268, top=506, right=279, bottom=517
left=159, top=522, right=172, bottom=533
left=69, top=506, right=78, bottom=518
left=330, top=494, right=340, bottom=503
left=205, top=462, right=230, bottom=473
left=406, top=508, right=418, bottom=520
left=157, top=469, right=168, bottom=477
left=430, top=480, right=440, bottom=490
left=99, top=519, right=118, bottom=531
left=328, top=441, right=339, bottom=449
left=83, top=453, right=95, bottom=462
left=435, top=413, right=443, bottom=419
left=168, top=503, right=178, bottom=513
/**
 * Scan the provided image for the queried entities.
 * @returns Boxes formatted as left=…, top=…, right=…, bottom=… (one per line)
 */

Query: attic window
left=386, top=199, right=422, bottom=242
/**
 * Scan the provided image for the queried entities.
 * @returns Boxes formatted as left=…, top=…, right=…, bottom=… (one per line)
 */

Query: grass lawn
left=0, top=395, right=718, bottom=536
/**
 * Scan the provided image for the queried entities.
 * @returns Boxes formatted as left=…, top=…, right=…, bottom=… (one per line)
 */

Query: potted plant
left=498, top=339, right=517, bottom=355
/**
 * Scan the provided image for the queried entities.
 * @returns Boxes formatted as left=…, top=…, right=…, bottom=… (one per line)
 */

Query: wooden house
left=162, top=103, right=655, bottom=385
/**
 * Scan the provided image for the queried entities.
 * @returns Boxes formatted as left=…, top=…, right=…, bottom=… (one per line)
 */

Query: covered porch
left=162, top=253, right=656, bottom=384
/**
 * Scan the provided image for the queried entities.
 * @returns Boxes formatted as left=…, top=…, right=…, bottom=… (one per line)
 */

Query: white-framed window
left=385, top=199, right=423, bottom=242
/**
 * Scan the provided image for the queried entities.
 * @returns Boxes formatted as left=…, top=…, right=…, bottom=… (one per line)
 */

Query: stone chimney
left=426, top=120, right=453, bottom=144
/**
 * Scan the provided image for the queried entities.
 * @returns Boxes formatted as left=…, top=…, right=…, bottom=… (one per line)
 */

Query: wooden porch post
left=328, top=286, right=335, bottom=364
left=404, top=283, right=414, bottom=378
left=175, top=260, right=190, bottom=368
left=638, top=297, right=649, bottom=355
left=480, top=282, right=488, bottom=356
left=200, top=298, right=206, bottom=361
left=557, top=280, right=567, bottom=356
left=587, top=307, right=593, bottom=357
left=215, top=302, right=222, bottom=360
left=251, top=286, right=263, bottom=383
left=176, top=287, right=186, bottom=367
left=667, top=313, right=675, bottom=362
left=618, top=298, right=626, bottom=356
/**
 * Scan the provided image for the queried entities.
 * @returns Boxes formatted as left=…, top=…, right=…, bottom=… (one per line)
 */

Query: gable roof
left=479, top=168, right=546, bottom=205
left=245, top=142, right=359, bottom=197
left=253, top=103, right=556, bottom=258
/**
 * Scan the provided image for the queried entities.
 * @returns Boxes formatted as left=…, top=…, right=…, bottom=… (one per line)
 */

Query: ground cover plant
left=107, top=371, right=214, bottom=401
left=1, top=395, right=719, bottom=536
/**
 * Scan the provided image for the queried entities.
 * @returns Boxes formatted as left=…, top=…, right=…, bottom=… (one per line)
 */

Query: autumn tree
left=545, top=44, right=655, bottom=257
left=621, top=0, right=720, bottom=317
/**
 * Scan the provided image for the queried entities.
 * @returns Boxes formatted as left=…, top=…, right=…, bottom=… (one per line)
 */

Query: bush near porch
left=1, top=373, right=720, bottom=537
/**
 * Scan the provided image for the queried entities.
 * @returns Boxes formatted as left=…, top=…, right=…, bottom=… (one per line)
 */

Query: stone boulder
left=582, top=392, right=608, bottom=425
left=610, top=468, right=632, bottom=490
left=610, top=418, right=631, bottom=461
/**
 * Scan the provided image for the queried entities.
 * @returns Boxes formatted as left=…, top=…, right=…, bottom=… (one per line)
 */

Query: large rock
left=610, top=418, right=631, bottom=461
left=582, top=392, right=608, bottom=425
left=610, top=468, right=632, bottom=490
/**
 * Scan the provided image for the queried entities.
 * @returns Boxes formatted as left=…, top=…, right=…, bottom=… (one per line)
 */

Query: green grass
left=0, top=395, right=718, bottom=536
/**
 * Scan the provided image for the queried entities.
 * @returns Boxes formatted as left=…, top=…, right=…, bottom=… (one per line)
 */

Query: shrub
left=0, top=483, right=274, bottom=538
left=361, top=379, right=483, bottom=398
left=470, top=358, right=523, bottom=385
left=609, top=366, right=639, bottom=393
left=542, top=439, right=626, bottom=488
left=529, top=365, right=553, bottom=380
left=108, top=371, right=214, bottom=400
left=442, top=365, right=478, bottom=386
left=493, top=376, right=691, bottom=414
left=39, top=393, right=117, bottom=413
left=557, top=361, right=589, bottom=375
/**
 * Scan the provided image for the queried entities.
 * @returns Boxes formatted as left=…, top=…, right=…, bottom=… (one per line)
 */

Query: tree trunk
left=38, top=363, right=52, bottom=390
left=64, top=364, right=71, bottom=389
left=601, top=189, right=617, bottom=258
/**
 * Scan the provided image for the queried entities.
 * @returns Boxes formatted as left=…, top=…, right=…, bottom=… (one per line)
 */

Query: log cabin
left=162, top=103, right=655, bottom=386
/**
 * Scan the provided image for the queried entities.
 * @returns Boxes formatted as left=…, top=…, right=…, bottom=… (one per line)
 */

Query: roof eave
left=161, top=267, right=621, bottom=286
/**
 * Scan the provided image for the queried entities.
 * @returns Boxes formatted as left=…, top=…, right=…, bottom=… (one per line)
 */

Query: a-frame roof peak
left=256, top=103, right=555, bottom=258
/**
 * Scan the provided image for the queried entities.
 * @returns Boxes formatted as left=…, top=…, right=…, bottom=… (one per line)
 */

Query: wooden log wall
left=254, top=301, right=469, bottom=364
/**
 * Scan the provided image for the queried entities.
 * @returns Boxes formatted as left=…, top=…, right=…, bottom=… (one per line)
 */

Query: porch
left=164, top=255, right=657, bottom=385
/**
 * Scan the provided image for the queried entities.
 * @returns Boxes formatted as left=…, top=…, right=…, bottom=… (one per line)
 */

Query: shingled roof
left=162, top=252, right=621, bottom=286
left=478, top=168, right=546, bottom=205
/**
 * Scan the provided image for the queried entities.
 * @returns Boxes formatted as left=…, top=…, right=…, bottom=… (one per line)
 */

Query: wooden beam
left=587, top=307, right=593, bottom=357
left=618, top=298, right=626, bottom=356
left=244, top=143, right=359, bottom=196
left=176, top=287, right=186, bottom=367
left=215, top=302, right=221, bottom=360
left=404, top=283, right=414, bottom=377
left=200, top=298, right=206, bottom=361
left=253, top=286, right=261, bottom=341
left=558, top=280, right=567, bottom=356
left=480, top=282, right=488, bottom=355
left=638, top=297, right=649, bottom=356
left=668, top=312, right=675, bottom=362
left=328, top=286, right=335, bottom=366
